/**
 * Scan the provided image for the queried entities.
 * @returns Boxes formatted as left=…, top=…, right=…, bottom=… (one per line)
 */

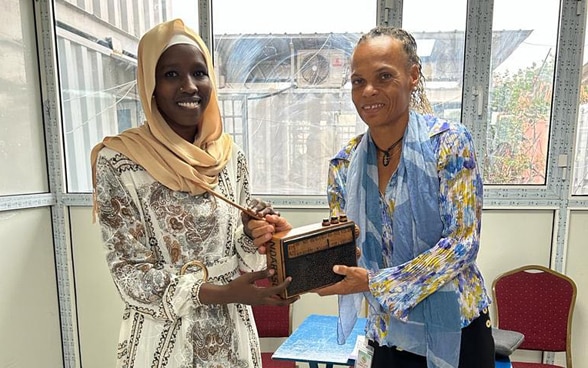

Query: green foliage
left=485, top=56, right=554, bottom=184
left=580, top=83, right=588, bottom=104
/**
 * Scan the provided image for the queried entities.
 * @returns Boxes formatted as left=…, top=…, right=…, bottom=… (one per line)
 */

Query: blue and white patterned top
left=327, top=112, right=491, bottom=353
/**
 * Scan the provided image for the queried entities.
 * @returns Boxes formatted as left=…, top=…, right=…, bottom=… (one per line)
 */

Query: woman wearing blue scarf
left=317, top=27, right=495, bottom=368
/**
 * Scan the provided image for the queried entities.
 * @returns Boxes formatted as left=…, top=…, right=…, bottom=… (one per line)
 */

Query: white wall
left=566, top=211, right=588, bottom=367
left=68, top=206, right=588, bottom=367
left=70, top=207, right=123, bottom=368
left=0, top=208, right=62, bottom=368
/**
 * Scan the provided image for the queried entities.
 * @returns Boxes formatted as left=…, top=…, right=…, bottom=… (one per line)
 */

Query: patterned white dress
left=94, top=142, right=265, bottom=368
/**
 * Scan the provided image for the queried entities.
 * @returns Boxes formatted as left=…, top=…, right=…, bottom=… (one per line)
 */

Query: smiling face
left=154, top=44, right=212, bottom=141
left=350, top=36, right=419, bottom=131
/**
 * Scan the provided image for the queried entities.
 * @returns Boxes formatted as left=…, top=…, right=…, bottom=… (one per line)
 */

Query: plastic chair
left=492, top=265, right=577, bottom=368
left=252, top=278, right=296, bottom=368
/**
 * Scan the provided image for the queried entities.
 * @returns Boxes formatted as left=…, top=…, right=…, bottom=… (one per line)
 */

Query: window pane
left=572, top=17, right=588, bottom=195
left=212, top=0, right=375, bottom=195
left=0, top=0, right=47, bottom=195
left=56, top=0, right=198, bottom=193
left=403, top=0, right=467, bottom=122
left=486, top=0, right=559, bottom=185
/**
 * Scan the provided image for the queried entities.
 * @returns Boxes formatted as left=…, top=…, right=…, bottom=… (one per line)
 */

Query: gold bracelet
left=180, top=260, right=209, bottom=281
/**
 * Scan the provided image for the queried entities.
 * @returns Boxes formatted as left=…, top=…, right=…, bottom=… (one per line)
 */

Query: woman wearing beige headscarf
left=91, top=19, right=296, bottom=368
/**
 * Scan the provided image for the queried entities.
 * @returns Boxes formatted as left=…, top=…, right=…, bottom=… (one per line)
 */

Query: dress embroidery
left=95, top=143, right=265, bottom=368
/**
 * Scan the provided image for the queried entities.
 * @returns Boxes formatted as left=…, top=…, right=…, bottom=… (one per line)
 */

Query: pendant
left=382, top=152, right=390, bottom=166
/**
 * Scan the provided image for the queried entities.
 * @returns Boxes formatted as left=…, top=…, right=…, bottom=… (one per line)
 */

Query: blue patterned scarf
left=337, top=111, right=462, bottom=368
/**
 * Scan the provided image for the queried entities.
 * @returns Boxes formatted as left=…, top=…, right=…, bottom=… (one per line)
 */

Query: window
left=55, top=0, right=576, bottom=196
left=403, top=0, right=467, bottom=121
left=55, top=0, right=198, bottom=192
left=211, top=0, right=375, bottom=195
left=0, top=0, right=47, bottom=195
left=485, top=0, right=559, bottom=185
left=572, top=14, right=588, bottom=195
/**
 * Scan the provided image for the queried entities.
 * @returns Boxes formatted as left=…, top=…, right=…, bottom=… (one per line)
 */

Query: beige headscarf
left=90, top=19, right=232, bottom=217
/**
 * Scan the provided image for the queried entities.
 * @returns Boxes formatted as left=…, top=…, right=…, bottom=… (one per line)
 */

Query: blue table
left=272, top=314, right=512, bottom=368
left=272, top=314, right=366, bottom=368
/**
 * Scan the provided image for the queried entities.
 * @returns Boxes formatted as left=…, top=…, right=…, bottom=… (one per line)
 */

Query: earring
left=179, top=87, right=184, bottom=92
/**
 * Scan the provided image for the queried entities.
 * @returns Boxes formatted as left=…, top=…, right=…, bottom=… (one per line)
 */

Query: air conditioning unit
left=296, top=50, right=347, bottom=88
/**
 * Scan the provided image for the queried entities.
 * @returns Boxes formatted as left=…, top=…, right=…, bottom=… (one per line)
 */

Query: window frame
left=198, top=0, right=588, bottom=208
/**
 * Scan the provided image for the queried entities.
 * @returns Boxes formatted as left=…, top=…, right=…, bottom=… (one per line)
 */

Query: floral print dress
left=94, top=142, right=265, bottom=368
left=327, top=115, right=492, bottom=346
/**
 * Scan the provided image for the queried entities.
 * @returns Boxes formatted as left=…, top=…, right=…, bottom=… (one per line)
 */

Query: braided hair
left=356, top=26, right=432, bottom=115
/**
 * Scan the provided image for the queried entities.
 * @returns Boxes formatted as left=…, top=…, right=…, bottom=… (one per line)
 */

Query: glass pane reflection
left=486, top=0, right=559, bottom=185
left=0, top=0, right=47, bottom=195
left=572, top=16, right=588, bottom=195
left=212, top=0, right=375, bottom=195
left=403, top=0, right=467, bottom=122
left=55, top=0, right=199, bottom=192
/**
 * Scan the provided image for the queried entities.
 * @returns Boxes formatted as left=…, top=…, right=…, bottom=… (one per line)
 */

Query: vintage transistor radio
left=266, top=215, right=357, bottom=299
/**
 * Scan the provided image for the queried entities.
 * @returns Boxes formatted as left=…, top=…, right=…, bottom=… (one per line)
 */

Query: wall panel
left=0, top=208, right=62, bottom=367
left=565, top=210, right=588, bottom=367
left=477, top=209, right=555, bottom=292
left=70, top=207, right=123, bottom=368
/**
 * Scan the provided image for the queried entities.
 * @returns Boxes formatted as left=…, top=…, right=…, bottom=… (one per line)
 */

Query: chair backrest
left=492, top=265, right=577, bottom=368
left=252, top=278, right=292, bottom=338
